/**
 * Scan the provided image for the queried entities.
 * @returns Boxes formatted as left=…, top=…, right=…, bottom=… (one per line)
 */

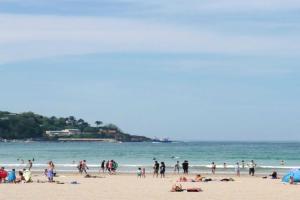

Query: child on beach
left=137, top=168, right=142, bottom=178
left=47, top=161, right=55, bottom=182
left=174, top=161, right=180, bottom=174
left=142, top=168, right=146, bottom=178
left=235, top=162, right=240, bottom=176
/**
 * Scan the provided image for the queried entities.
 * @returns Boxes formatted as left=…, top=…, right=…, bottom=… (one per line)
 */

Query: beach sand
left=0, top=173, right=298, bottom=200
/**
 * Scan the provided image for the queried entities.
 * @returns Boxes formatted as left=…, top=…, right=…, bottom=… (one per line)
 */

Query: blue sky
left=0, top=0, right=300, bottom=140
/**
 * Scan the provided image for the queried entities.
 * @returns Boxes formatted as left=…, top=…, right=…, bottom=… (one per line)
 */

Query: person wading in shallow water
left=182, top=160, right=189, bottom=174
left=153, top=161, right=159, bottom=178
left=28, top=160, right=33, bottom=171
left=248, top=160, right=256, bottom=176
left=174, top=161, right=180, bottom=174
left=160, top=162, right=166, bottom=178
left=101, top=160, right=105, bottom=173
left=82, top=160, right=89, bottom=174
left=211, top=162, right=216, bottom=174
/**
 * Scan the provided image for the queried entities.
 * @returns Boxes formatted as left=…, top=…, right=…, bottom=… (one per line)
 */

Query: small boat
left=152, top=137, right=173, bottom=143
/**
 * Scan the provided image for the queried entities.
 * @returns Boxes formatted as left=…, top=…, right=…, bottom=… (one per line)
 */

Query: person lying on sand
left=84, top=174, right=103, bottom=178
left=177, top=174, right=206, bottom=182
left=170, top=184, right=202, bottom=192
left=220, top=178, right=235, bottom=182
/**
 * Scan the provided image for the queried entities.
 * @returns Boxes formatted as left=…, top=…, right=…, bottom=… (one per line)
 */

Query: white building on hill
left=45, top=129, right=81, bottom=137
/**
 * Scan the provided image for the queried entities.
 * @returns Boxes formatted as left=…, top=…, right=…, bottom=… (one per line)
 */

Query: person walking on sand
left=211, top=162, right=216, bottom=174
left=28, top=160, right=33, bottom=171
left=160, top=162, right=166, bottom=178
left=47, top=161, right=55, bottom=182
left=241, top=160, right=245, bottom=168
left=174, top=161, right=180, bottom=174
left=235, top=162, right=240, bottom=177
left=77, top=161, right=83, bottom=174
left=153, top=161, right=159, bottom=178
left=142, top=168, right=146, bottom=178
left=82, top=160, right=89, bottom=174
left=248, top=160, right=256, bottom=176
left=137, top=167, right=142, bottom=178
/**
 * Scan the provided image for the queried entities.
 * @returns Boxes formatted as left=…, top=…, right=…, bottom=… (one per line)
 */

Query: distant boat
left=152, top=137, right=173, bottom=143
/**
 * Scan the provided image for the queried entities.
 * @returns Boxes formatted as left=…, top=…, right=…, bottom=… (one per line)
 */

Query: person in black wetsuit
left=182, top=160, right=189, bottom=174
left=153, top=161, right=159, bottom=178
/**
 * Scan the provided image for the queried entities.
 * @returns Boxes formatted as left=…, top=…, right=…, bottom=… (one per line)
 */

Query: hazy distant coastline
left=0, top=111, right=152, bottom=142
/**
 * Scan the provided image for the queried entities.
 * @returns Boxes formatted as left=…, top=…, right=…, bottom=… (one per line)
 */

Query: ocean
left=0, top=141, right=299, bottom=174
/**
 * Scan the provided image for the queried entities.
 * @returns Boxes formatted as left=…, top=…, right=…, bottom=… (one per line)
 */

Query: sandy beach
left=0, top=173, right=298, bottom=200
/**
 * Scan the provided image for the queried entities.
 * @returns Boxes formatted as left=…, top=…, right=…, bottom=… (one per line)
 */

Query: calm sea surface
left=0, top=141, right=299, bottom=174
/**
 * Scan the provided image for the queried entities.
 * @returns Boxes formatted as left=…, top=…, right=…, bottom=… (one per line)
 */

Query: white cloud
left=0, top=14, right=299, bottom=64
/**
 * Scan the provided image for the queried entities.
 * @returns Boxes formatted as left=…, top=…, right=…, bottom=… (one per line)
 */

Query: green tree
left=95, top=121, right=103, bottom=127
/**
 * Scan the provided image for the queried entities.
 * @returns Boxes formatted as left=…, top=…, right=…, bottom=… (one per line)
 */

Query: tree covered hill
left=0, top=111, right=151, bottom=142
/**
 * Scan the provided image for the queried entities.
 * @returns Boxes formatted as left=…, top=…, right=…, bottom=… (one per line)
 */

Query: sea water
left=0, top=141, right=299, bottom=174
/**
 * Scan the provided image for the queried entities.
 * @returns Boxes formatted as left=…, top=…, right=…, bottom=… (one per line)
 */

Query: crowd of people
left=0, top=158, right=282, bottom=184
left=77, top=159, right=118, bottom=175
left=138, top=159, right=262, bottom=178
left=0, top=167, right=32, bottom=183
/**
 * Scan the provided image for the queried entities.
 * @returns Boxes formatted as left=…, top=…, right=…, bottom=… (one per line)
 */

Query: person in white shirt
left=248, top=160, right=256, bottom=176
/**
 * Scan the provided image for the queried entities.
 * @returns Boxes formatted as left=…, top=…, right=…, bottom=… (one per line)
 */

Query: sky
left=0, top=0, right=300, bottom=141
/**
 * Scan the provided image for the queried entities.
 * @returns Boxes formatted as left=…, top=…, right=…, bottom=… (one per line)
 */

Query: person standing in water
left=160, top=162, right=166, bottom=178
left=235, top=162, right=240, bottom=176
left=248, top=160, right=256, bottom=176
left=182, top=160, right=189, bottom=174
left=153, top=161, right=159, bottom=178
left=77, top=161, right=83, bottom=174
left=82, top=160, right=89, bottom=174
left=174, top=161, right=180, bottom=174
left=211, top=162, right=216, bottom=174
left=241, top=160, right=245, bottom=169
left=28, top=160, right=33, bottom=171
left=101, top=160, right=105, bottom=173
